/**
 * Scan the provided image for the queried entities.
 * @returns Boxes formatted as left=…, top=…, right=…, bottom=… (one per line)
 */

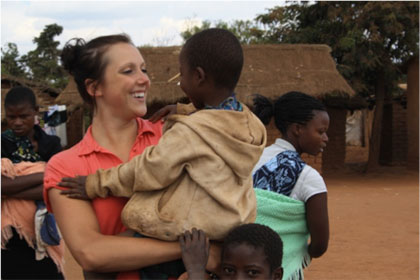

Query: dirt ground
left=63, top=147, right=419, bottom=280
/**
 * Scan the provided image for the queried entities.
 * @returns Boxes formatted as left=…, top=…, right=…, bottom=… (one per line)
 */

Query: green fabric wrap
left=255, top=188, right=311, bottom=280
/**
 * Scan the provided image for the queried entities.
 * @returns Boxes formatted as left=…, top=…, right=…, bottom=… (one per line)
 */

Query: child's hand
left=179, top=228, right=209, bottom=280
left=207, top=241, right=222, bottom=275
left=148, top=104, right=177, bottom=123
left=58, top=176, right=89, bottom=200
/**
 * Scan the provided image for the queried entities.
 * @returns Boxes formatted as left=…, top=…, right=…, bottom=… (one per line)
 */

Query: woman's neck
left=91, top=110, right=139, bottom=162
left=282, top=135, right=301, bottom=155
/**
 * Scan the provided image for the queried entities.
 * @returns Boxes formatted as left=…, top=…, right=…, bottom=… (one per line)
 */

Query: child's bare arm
left=305, top=192, right=329, bottom=258
left=179, top=228, right=209, bottom=280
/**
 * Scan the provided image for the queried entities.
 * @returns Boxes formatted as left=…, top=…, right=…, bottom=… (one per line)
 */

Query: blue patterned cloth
left=1, top=129, right=42, bottom=163
left=204, top=93, right=243, bottom=111
left=253, top=150, right=306, bottom=197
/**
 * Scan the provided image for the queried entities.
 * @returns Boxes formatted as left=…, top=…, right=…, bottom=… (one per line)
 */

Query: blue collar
left=204, top=93, right=243, bottom=111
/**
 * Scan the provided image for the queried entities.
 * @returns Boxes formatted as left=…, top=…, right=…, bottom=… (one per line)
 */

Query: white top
left=252, top=138, right=327, bottom=202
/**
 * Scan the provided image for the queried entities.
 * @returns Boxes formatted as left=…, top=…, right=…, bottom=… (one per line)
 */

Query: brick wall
left=406, top=57, right=419, bottom=170
left=391, top=102, right=408, bottom=164
left=322, top=107, right=347, bottom=174
left=379, top=100, right=408, bottom=165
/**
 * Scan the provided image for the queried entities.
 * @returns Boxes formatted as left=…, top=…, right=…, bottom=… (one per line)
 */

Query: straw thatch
left=53, top=44, right=359, bottom=112
left=54, top=77, right=84, bottom=112
left=1, top=74, right=60, bottom=119
left=140, top=44, right=356, bottom=107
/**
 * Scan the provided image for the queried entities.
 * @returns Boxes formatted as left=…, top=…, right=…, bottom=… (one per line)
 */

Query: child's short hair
left=4, top=86, right=37, bottom=109
left=253, top=91, right=326, bottom=135
left=182, top=28, right=243, bottom=92
left=223, top=223, right=283, bottom=272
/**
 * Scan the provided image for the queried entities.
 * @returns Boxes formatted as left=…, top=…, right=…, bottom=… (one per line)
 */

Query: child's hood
left=164, top=105, right=267, bottom=179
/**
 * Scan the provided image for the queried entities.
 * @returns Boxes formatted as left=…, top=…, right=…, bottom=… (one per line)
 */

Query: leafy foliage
left=255, top=2, right=419, bottom=97
left=181, top=19, right=266, bottom=44
left=2, top=23, right=68, bottom=90
left=1, top=43, right=27, bottom=77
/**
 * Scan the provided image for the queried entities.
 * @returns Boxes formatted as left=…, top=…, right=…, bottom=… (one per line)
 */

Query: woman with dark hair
left=252, top=92, right=330, bottom=280
left=43, top=34, right=191, bottom=279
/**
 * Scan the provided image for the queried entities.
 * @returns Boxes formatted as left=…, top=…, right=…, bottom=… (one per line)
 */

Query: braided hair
left=253, top=91, right=326, bottom=135
left=223, top=223, right=283, bottom=272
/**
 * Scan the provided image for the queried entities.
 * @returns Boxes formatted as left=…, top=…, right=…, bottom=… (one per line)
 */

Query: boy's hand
left=58, top=176, right=89, bottom=200
left=179, top=228, right=209, bottom=279
left=148, top=104, right=177, bottom=123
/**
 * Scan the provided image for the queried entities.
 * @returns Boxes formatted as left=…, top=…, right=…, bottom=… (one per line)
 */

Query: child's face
left=297, top=110, right=329, bottom=156
left=221, top=243, right=282, bottom=280
left=5, top=103, right=37, bottom=137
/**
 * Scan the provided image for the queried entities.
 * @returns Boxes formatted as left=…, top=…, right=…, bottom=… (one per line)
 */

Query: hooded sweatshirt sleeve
left=85, top=121, right=200, bottom=199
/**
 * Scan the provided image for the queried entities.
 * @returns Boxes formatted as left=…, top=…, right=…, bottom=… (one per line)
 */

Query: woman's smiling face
left=94, top=42, right=150, bottom=119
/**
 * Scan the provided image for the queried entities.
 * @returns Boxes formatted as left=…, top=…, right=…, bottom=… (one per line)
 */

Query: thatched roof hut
left=1, top=74, right=60, bottom=120
left=55, top=77, right=84, bottom=112
left=54, top=44, right=359, bottom=173
left=56, top=44, right=358, bottom=111
left=140, top=44, right=359, bottom=174
left=140, top=44, right=357, bottom=108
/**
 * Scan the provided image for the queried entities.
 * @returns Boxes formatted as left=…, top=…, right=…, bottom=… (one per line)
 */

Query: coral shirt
left=43, top=118, right=163, bottom=278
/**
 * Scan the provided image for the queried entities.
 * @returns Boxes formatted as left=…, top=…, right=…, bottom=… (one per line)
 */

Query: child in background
left=59, top=28, right=266, bottom=242
left=179, top=224, right=283, bottom=280
left=252, top=91, right=330, bottom=280
left=1, top=86, right=64, bottom=279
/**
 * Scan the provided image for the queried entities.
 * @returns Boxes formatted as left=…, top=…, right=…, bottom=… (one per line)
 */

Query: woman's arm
left=2, top=173, right=44, bottom=195
left=48, top=188, right=182, bottom=272
left=305, top=192, right=329, bottom=258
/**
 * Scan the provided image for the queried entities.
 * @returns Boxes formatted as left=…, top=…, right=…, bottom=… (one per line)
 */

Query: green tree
left=1, top=42, right=28, bottom=78
left=256, top=1, right=419, bottom=170
left=21, top=23, right=68, bottom=89
left=181, top=19, right=265, bottom=44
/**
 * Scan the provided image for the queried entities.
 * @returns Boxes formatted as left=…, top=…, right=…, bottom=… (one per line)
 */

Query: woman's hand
left=58, top=176, right=89, bottom=200
left=179, top=228, right=209, bottom=280
left=148, top=104, right=177, bottom=123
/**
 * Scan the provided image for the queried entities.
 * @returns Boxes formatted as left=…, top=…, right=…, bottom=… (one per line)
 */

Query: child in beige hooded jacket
left=59, top=28, right=267, bottom=242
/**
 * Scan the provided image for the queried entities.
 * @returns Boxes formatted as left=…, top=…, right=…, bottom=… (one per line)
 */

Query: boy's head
left=4, top=86, right=38, bottom=137
left=179, top=28, right=243, bottom=108
left=221, top=223, right=283, bottom=280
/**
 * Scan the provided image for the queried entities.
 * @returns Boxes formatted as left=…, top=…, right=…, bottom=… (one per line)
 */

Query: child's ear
left=85, top=79, right=101, bottom=97
left=195, top=66, right=206, bottom=84
left=272, top=267, right=283, bottom=280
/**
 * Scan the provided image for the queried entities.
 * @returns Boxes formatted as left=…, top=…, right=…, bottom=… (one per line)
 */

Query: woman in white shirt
left=252, top=91, right=330, bottom=279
